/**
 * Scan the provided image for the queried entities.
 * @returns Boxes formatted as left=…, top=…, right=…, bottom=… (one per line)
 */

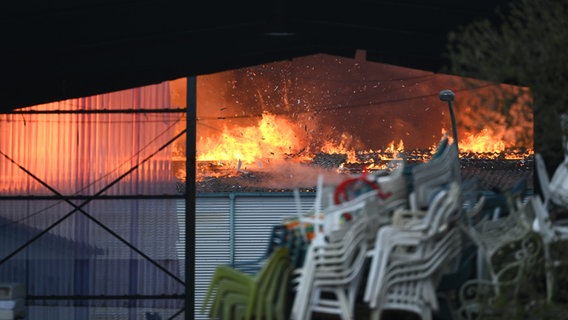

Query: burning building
left=186, top=53, right=533, bottom=193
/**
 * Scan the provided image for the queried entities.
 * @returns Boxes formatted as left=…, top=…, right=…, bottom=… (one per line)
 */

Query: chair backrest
left=383, top=228, right=462, bottom=286
left=412, top=140, right=461, bottom=210
left=528, top=194, right=555, bottom=242
left=431, top=182, right=463, bottom=234
left=322, top=189, right=377, bottom=242
left=376, top=165, right=408, bottom=205
left=309, top=218, right=368, bottom=281
left=549, top=158, right=568, bottom=207
left=256, top=247, right=289, bottom=286
left=257, top=251, right=291, bottom=317
left=535, top=153, right=551, bottom=206
left=375, top=228, right=462, bottom=316
left=402, top=187, right=449, bottom=234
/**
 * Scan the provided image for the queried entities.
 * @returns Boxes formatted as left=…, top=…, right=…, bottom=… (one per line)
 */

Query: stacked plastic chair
left=409, top=137, right=461, bottom=210
left=544, top=113, right=568, bottom=208
left=532, top=153, right=568, bottom=302
left=364, top=182, right=463, bottom=320
left=290, top=192, right=375, bottom=320
left=200, top=247, right=291, bottom=320
left=532, top=116, right=568, bottom=302
left=371, top=228, right=463, bottom=320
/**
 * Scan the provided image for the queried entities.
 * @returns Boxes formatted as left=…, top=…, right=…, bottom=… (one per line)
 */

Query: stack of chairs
left=290, top=201, right=372, bottom=320
left=409, top=137, right=461, bottom=211
left=200, top=247, right=292, bottom=320
left=364, top=182, right=464, bottom=320
left=531, top=152, right=568, bottom=303
left=358, top=136, right=465, bottom=319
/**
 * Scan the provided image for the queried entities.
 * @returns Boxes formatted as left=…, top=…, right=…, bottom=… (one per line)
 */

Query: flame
left=197, top=112, right=303, bottom=166
left=384, top=140, right=404, bottom=154
left=320, top=133, right=357, bottom=163
left=459, top=128, right=505, bottom=153
left=453, top=82, right=533, bottom=158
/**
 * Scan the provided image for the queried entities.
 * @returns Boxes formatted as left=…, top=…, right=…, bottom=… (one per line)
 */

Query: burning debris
left=179, top=54, right=535, bottom=194
left=311, top=152, right=347, bottom=168
left=188, top=150, right=534, bottom=193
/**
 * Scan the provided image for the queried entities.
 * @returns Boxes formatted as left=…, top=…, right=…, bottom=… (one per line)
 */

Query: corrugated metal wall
left=0, top=82, right=185, bottom=320
left=193, top=193, right=316, bottom=320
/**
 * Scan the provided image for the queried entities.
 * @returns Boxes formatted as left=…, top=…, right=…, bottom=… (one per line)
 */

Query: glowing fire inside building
left=181, top=54, right=533, bottom=192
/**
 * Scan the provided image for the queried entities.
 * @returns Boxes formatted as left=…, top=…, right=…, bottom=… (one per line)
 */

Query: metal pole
left=185, top=76, right=197, bottom=320
left=439, top=89, right=458, bottom=150
left=229, top=193, right=236, bottom=267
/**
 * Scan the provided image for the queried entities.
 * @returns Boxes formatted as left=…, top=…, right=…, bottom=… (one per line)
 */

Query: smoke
left=235, top=160, right=346, bottom=189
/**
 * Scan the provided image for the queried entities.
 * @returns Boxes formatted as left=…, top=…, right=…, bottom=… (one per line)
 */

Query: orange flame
left=459, top=128, right=505, bottom=153
left=384, top=139, right=405, bottom=154
left=320, top=133, right=358, bottom=163
left=197, top=112, right=303, bottom=166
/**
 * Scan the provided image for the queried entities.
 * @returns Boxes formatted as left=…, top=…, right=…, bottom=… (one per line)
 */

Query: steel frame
left=0, top=81, right=195, bottom=320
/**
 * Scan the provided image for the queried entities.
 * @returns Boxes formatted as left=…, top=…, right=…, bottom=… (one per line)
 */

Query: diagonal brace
left=0, top=129, right=187, bottom=285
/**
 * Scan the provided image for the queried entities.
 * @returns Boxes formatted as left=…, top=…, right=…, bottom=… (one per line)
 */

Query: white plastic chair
left=373, top=162, right=409, bottom=207
left=536, top=151, right=568, bottom=209
left=364, top=182, right=462, bottom=309
left=307, top=227, right=368, bottom=320
left=411, top=139, right=461, bottom=210
left=549, top=159, right=568, bottom=208
left=290, top=216, right=368, bottom=320
left=370, top=228, right=463, bottom=320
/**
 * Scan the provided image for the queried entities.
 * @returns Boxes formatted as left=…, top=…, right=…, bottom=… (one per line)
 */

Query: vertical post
left=185, top=76, right=197, bottom=320
left=439, top=89, right=458, bottom=150
left=229, top=193, right=236, bottom=267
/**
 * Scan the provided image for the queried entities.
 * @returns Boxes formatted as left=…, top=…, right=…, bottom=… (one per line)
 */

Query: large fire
left=195, top=111, right=532, bottom=181
left=197, top=112, right=305, bottom=164
left=188, top=53, right=534, bottom=185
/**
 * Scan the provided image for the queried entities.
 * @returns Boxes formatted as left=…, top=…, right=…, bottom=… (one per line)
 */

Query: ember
left=173, top=53, right=534, bottom=193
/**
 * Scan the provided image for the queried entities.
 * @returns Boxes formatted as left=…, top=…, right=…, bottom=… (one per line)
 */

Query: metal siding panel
left=233, top=196, right=315, bottom=262
left=193, top=196, right=231, bottom=320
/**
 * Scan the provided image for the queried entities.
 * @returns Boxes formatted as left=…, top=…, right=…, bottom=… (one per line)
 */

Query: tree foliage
left=444, top=0, right=568, bottom=169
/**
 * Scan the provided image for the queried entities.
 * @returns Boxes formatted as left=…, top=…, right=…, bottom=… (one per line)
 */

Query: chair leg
left=369, top=306, right=381, bottom=320
left=335, top=288, right=352, bottom=320
left=543, top=242, right=555, bottom=303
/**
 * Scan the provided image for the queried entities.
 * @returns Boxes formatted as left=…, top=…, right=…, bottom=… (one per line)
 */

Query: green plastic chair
left=201, top=246, right=289, bottom=320
left=216, top=248, right=290, bottom=320
left=222, top=256, right=292, bottom=320
left=259, top=257, right=292, bottom=320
